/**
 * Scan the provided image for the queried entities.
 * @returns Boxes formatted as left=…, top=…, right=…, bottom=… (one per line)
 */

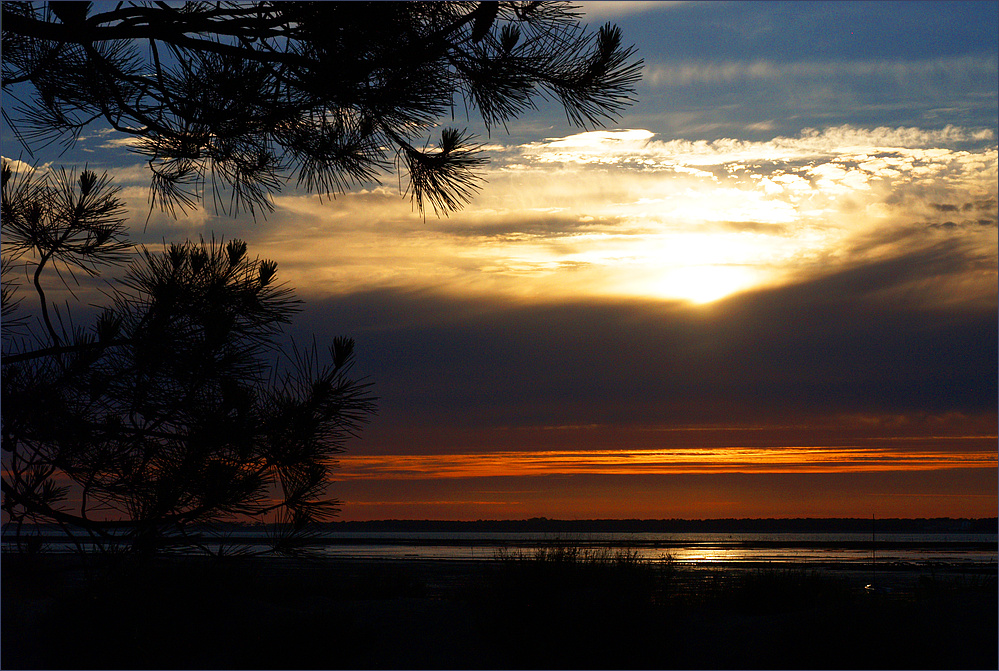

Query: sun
left=656, top=264, right=760, bottom=304
left=608, top=227, right=781, bottom=304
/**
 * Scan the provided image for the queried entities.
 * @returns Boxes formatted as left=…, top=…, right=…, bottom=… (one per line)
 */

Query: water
left=294, top=531, right=998, bottom=566
left=6, top=527, right=996, bottom=567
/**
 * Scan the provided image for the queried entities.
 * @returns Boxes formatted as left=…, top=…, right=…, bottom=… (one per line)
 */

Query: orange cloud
left=334, top=446, right=998, bottom=481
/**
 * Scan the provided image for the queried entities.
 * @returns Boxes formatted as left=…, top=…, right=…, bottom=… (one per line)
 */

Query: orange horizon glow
left=333, top=445, right=998, bottom=480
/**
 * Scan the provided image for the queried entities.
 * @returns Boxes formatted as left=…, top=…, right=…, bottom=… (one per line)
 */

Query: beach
left=3, top=550, right=996, bottom=669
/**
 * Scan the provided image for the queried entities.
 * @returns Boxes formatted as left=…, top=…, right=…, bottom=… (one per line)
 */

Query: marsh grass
left=491, top=542, right=675, bottom=605
left=475, top=542, right=677, bottom=667
left=476, top=545, right=998, bottom=669
left=3, top=548, right=996, bottom=669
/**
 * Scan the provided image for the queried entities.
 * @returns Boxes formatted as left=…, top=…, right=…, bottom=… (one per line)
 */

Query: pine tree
left=1, top=1, right=640, bottom=554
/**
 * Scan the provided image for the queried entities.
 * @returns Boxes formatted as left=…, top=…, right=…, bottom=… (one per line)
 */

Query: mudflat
left=3, top=552, right=996, bottom=669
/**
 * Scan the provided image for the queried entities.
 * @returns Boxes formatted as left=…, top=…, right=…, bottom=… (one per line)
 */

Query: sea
left=6, top=526, right=996, bottom=569
left=247, top=529, right=999, bottom=567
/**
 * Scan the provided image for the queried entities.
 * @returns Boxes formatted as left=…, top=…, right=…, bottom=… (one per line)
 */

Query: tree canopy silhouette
left=1, top=164, right=376, bottom=554
left=3, top=1, right=642, bottom=216
left=1, top=1, right=640, bottom=555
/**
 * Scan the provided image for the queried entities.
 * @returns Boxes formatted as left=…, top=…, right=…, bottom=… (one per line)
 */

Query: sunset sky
left=4, top=1, right=997, bottom=520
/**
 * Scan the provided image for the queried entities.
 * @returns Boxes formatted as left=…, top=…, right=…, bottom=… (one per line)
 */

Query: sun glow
left=655, top=264, right=760, bottom=304
left=194, top=124, right=995, bottom=309
left=598, top=228, right=788, bottom=303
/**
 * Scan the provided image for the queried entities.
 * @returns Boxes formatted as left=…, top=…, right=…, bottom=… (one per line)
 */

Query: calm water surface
left=6, top=529, right=996, bottom=566
left=224, top=530, right=998, bottom=565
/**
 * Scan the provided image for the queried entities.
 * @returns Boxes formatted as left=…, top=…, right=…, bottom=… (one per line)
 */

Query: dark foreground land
left=3, top=551, right=996, bottom=670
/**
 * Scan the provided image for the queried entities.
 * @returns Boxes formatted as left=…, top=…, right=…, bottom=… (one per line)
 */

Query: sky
left=3, top=1, right=997, bottom=520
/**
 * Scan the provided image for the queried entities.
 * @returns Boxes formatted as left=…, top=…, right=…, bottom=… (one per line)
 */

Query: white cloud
left=99, top=136, right=144, bottom=149
left=542, top=129, right=655, bottom=148
left=131, top=125, right=995, bottom=309
left=518, top=125, right=995, bottom=171
left=108, top=162, right=163, bottom=185
left=1, top=157, right=43, bottom=174
left=115, top=186, right=215, bottom=239
left=645, top=55, right=999, bottom=88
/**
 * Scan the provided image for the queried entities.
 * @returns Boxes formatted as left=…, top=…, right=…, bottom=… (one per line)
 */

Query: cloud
left=99, top=136, right=144, bottom=149
left=518, top=125, right=995, bottom=167
left=0, top=157, right=44, bottom=174
left=98, top=123, right=992, bottom=319
left=288, top=272, right=995, bottom=520
left=295, top=233, right=996, bottom=437
left=234, top=125, right=995, bottom=312
left=335, top=446, right=997, bottom=480
left=576, top=1, right=688, bottom=21
left=107, top=162, right=165, bottom=185
left=644, top=56, right=999, bottom=89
